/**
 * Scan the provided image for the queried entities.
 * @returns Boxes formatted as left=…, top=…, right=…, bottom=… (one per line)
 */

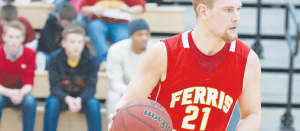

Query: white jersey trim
left=155, top=84, right=162, bottom=102
left=182, top=31, right=190, bottom=48
left=230, top=40, right=236, bottom=52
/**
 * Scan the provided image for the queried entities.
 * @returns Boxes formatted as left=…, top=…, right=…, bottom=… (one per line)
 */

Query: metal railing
left=280, top=3, right=300, bottom=130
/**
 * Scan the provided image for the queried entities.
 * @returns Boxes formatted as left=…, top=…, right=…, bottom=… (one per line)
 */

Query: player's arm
left=236, top=50, right=261, bottom=131
left=114, top=42, right=167, bottom=112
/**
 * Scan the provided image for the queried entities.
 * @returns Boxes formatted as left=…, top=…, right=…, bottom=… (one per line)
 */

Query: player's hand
left=108, top=98, right=128, bottom=131
left=92, top=6, right=104, bottom=17
left=119, top=4, right=129, bottom=12
left=108, top=113, right=116, bottom=131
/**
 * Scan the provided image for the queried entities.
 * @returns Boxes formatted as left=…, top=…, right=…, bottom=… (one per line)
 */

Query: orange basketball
left=112, top=99, right=173, bottom=131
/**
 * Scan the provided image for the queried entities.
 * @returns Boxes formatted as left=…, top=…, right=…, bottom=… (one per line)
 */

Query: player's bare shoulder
left=243, top=49, right=261, bottom=90
left=246, top=50, right=261, bottom=78
left=139, top=41, right=168, bottom=81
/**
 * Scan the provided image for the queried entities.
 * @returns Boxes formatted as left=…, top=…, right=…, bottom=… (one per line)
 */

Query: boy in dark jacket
left=44, top=25, right=101, bottom=131
left=36, top=3, right=76, bottom=70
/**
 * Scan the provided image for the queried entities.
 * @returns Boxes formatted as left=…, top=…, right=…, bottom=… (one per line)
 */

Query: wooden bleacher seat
left=0, top=1, right=54, bottom=29
left=163, top=0, right=174, bottom=2
left=0, top=1, right=185, bottom=33
left=32, top=70, right=109, bottom=100
left=133, top=6, right=186, bottom=33
left=0, top=106, right=108, bottom=131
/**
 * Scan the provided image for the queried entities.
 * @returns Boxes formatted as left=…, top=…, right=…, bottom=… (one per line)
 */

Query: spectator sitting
left=44, top=25, right=101, bottom=131
left=53, top=0, right=89, bottom=28
left=81, top=0, right=146, bottom=65
left=0, top=4, right=37, bottom=49
left=106, top=19, right=153, bottom=123
left=0, top=21, right=37, bottom=131
left=37, top=3, right=76, bottom=70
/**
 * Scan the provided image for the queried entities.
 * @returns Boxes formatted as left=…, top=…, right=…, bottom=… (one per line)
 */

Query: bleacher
left=0, top=0, right=185, bottom=130
left=0, top=1, right=185, bottom=33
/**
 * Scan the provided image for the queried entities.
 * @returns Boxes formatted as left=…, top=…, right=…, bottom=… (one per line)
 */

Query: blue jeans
left=43, top=95, right=102, bottom=131
left=227, top=102, right=240, bottom=131
left=87, top=20, right=130, bottom=64
left=0, top=94, right=37, bottom=131
left=76, top=13, right=89, bottom=28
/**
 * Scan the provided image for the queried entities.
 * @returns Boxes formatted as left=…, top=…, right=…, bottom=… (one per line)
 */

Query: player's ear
left=197, top=4, right=208, bottom=20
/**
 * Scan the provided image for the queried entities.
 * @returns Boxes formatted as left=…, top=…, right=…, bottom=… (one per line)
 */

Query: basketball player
left=109, top=0, right=261, bottom=130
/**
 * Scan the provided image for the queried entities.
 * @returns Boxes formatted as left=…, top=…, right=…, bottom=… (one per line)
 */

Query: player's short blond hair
left=3, top=20, right=25, bottom=35
left=192, top=0, right=217, bottom=12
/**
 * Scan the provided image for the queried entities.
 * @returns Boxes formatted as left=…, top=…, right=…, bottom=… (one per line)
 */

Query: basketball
left=111, top=99, right=173, bottom=131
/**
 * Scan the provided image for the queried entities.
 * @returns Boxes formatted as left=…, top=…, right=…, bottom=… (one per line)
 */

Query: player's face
left=131, top=30, right=150, bottom=53
left=3, top=27, right=24, bottom=55
left=62, top=33, right=85, bottom=58
left=206, top=0, right=242, bottom=42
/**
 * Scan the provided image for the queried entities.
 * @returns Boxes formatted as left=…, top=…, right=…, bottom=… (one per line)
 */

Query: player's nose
left=232, top=10, right=240, bottom=22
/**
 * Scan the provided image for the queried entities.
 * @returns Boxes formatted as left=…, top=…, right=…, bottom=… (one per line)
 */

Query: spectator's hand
left=73, top=97, right=82, bottom=111
left=9, top=89, right=23, bottom=105
left=66, top=96, right=81, bottom=113
left=68, top=101, right=79, bottom=112
left=119, top=4, right=130, bottom=12
left=92, top=6, right=104, bottom=17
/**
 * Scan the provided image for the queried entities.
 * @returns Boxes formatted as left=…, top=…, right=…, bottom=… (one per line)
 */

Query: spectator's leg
left=53, top=0, right=70, bottom=15
left=76, top=13, right=89, bottom=29
left=21, top=94, right=37, bottom=131
left=108, top=22, right=130, bottom=44
left=44, top=95, right=61, bottom=131
left=0, top=94, right=12, bottom=122
left=44, top=52, right=51, bottom=70
left=36, top=51, right=51, bottom=70
left=227, top=102, right=240, bottom=131
left=106, top=90, right=122, bottom=123
left=83, top=97, right=102, bottom=131
left=87, top=20, right=109, bottom=64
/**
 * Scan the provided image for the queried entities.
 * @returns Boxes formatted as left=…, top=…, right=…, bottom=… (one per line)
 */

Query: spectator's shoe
left=100, top=62, right=107, bottom=72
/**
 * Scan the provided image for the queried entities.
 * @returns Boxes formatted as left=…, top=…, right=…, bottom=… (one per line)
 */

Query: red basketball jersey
left=149, top=31, right=250, bottom=131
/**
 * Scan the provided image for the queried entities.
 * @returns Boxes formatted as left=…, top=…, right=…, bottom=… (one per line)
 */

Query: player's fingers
left=108, top=123, right=112, bottom=131
left=113, top=108, right=120, bottom=115
left=109, top=113, right=115, bottom=120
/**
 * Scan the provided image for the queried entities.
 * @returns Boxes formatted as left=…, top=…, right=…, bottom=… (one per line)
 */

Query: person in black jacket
left=44, top=25, right=102, bottom=131
left=36, top=3, right=76, bottom=70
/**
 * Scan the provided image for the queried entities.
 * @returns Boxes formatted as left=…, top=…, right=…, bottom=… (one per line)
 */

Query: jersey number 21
left=181, top=106, right=211, bottom=130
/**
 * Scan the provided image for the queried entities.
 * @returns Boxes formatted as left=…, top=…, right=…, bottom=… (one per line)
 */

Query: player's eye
left=226, top=9, right=231, bottom=12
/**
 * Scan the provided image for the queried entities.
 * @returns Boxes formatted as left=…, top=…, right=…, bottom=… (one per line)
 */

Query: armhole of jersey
left=161, top=39, right=171, bottom=83
left=243, top=47, right=251, bottom=92
left=155, top=84, right=162, bottom=102
left=225, top=101, right=238, bottom=131
left=235, top=40, right=251, bottom=92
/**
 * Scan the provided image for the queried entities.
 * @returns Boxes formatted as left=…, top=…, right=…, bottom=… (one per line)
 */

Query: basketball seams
left=120, top=105, right=127, bottom=131
left=114, top=99, right=173, bottom=131
left=117, top=105, right=172, bottom=123
left=126, top=101, right=156, bottom=131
